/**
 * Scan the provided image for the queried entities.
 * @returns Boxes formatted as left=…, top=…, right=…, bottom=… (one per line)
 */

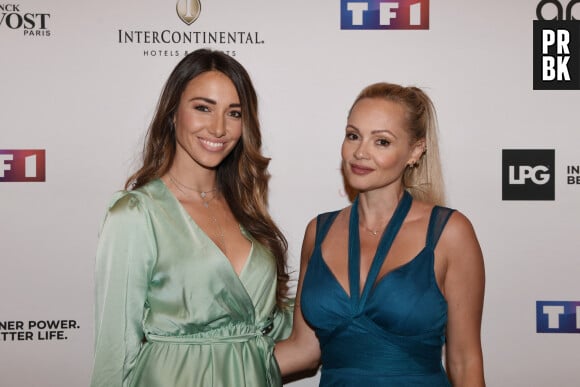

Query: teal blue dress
left=90, top=179, right=292, bottom=387
left=301, top=191, right=454, bottom=386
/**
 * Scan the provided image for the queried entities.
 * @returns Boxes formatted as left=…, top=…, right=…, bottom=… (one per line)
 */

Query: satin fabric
left=301, top=192, right=454, bottom=386
left=90, top=179, right=292, bottom=387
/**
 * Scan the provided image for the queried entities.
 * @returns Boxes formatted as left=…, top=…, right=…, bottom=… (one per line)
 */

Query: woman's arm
left=275, top=218, right=321, bottom=376
left=440, top=211, right=486, bottom=387
left=91, top=193, right=156, bottom=387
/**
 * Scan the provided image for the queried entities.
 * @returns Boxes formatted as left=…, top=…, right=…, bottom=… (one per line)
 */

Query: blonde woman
left=276, top=82, right=485, bottom=386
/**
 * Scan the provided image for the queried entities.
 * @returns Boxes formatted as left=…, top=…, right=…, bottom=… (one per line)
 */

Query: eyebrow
left=189, top=97, right=241, bottom=108
left=346, top=124, right=398, bottom=139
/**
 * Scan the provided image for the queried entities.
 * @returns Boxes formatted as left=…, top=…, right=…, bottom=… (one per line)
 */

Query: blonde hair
left=350, top=82, right=446, bottom=205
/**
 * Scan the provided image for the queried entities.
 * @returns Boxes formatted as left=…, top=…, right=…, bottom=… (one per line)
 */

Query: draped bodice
left=301, top=192, right=454, bottom=386
left=91, top=179, right=292, bottom=387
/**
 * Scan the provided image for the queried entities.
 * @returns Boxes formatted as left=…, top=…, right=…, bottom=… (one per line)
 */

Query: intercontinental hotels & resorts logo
left=117, top=0, right=265, bottom=58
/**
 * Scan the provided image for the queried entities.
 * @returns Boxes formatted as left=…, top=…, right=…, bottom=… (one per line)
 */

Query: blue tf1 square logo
left=533, top=0, right=580, bottom=89
left=536, top=301, right=580, bottom=333
left=340, top=0, right=429, bottom=30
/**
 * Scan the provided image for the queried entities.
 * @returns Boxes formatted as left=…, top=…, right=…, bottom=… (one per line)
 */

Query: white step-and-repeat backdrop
left=2, top=1, right=579, bottom=386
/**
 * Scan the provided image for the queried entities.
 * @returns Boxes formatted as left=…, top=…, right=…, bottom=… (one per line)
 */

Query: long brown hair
left=126, top=49, right=289, bottom=306
left=349, top=82, right=445, bottom=206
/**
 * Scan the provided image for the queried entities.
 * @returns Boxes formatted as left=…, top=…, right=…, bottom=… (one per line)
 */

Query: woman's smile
left=349, top=163, right=374, bottom=175
left=199, top=137, right=227, bottom=151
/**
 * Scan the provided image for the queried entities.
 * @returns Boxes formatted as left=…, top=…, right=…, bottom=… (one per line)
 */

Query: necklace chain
left=168, top=173, right=217, bottom=207
left=358, top=191, right=405, bottom=237
left=359, top=213, right=389, bottom=237
left=363, top=226, right=381, bottom=236
left=167, top=173, right=226, bottom=250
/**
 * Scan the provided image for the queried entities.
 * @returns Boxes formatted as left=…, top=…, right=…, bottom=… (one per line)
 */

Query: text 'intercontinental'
left=118, top=30, right=264, bottom=45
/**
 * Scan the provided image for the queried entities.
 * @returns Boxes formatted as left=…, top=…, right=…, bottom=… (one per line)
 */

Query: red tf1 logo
left=0, top=149, right=46, bottom=182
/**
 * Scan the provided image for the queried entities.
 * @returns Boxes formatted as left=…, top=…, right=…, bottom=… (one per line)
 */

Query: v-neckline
left=157, top=178, right=254, bottom=280
left=348, top=191, right=413, bottom=310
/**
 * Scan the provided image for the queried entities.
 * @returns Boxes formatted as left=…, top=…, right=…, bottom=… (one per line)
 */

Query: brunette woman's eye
left=194, top=105, right=210, bottom=112
left=229, top=110, right=242, bottom=119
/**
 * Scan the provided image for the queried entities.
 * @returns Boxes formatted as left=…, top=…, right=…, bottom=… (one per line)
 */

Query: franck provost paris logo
left=533, top=0, right=580, bottom=89
left=502, top=149, right=555, bottom=201
left=176, top=0, right=201, bottom=25
left=341, top=0, right=429, bottom=30
left=0, top=3, right=51, bottom=37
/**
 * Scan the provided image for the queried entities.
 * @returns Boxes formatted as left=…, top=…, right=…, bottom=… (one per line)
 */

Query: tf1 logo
left=341, top=0, right=429, bottom=30
left=502, top=149, right=555, bottom=200
left=0, top=149, right=45, bottom=182
left=537, top=301, right=580, bottom=333
left=533, top=0, right=580, bottom=89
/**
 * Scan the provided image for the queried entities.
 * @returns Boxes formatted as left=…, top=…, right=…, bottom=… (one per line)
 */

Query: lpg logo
left=508, top=165, right=550, bottom=185
left=502, top=149, right=555, bottom=200
left=0, top=149, right=45, bottom=182
left=176, top=0, right=201, bottom=25
left=341, top=0, right=429, bottom=30
left=537, top=301, right=580, bottom=333
left=533, top=0, right=580, bottom=89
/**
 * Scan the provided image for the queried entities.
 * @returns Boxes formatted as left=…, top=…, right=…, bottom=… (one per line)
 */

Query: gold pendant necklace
left=359, top=215, right=388, bottom=237
left=168, top=173, right=217, bottom=206
left=364, top=227, right=381, bottom=236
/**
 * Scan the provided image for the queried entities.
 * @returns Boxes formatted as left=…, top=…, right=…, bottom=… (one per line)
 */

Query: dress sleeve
left=268, top=299, right=295, bottom=342
left=90, top=192, right=157, bottom=387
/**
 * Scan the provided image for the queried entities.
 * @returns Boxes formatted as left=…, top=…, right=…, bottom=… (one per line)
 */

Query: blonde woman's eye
left=376, top=139, right=390, bottom=146
left=346, top=132, right=358, bottom=140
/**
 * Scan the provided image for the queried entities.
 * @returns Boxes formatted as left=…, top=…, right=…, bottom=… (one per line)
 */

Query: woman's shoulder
left=440, top=208, right=475, bottom=236
left=98, top=183, right=164, bottom=238
left=301, top=206, right=350, bottom=257
left=434, top=206, right=480, bottom=256
left=315, top=207, right=345, bottom=224
left=106, top=180, right=161, bottom=213
left=408, top=199, right=477, bottom=245
left=106, top=190, right=146, bottom=214
left=306, top=205, right=350, bottom=233
left=410, top=198, right=460, bottom=223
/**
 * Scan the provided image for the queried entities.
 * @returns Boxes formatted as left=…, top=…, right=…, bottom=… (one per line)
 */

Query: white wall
left=1, top=1, right=579, bottom=386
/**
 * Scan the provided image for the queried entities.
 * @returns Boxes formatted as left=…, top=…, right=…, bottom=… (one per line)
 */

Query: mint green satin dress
left=90, top=179, right=292, bottom=387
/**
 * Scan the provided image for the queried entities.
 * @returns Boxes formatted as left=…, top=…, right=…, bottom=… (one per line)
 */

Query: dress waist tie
left=144, top=318, right=278, bottom=387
